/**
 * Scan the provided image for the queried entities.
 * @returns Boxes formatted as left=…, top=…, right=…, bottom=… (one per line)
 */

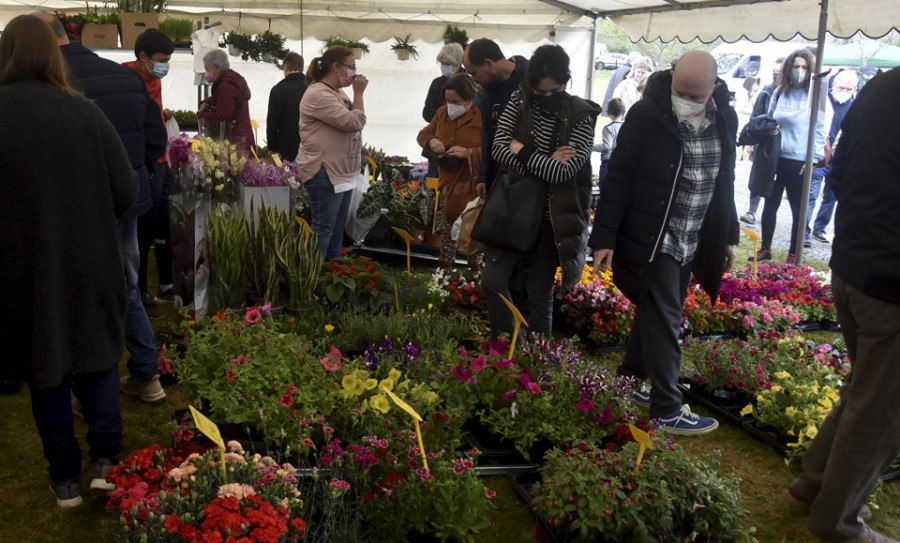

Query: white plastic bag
left=166, top=116, right=180, bottom=139
left=344, top=165, right=380, bottom=243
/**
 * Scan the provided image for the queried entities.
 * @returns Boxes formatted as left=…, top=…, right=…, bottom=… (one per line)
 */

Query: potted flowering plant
left=531, top=440, right=756, bottom=542
left=106, top=441, right=308, bottom=542
left=390, top=34, right=419, bottom=61
left=246, top=206, right=291, bottom=305
left=315, top=253, right=394, bottom=312
left=238, top=158, right=298, bottom=220
left=276, top=219, right=322, bottom=311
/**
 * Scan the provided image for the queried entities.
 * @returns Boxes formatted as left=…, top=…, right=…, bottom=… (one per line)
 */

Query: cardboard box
left=119, top=13, right=159, bottom=49
left=81, top=24, right=119, bottom=48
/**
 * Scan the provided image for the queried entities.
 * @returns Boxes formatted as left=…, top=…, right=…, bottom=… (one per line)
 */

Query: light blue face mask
left=441, top=65, right=454, bottom=78
left=151, top=61, right=170, bottom=79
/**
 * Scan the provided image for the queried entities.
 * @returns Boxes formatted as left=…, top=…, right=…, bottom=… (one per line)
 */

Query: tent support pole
left=796, top=0, right=829, bottom=266
left=586, top=17, right=598, bottom=99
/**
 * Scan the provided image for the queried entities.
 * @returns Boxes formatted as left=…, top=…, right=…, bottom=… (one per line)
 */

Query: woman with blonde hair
left=0, top=14, right=138, bottom=508
left=296, top=46, right=369, bottom=260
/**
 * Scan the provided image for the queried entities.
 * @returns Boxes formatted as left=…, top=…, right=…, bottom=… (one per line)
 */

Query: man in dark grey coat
left=589, top=51, right=739, bottom=436
left=786, top=68, right=900, bottom=543
left=266, top=52, right=306, bottom=161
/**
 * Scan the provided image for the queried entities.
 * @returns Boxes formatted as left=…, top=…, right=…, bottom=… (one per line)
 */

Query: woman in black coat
left=0, top=15, right=138, bottom=508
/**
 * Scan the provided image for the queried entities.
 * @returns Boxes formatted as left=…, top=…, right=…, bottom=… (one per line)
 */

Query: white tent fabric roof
left=2, top=0, right=898, bottom=43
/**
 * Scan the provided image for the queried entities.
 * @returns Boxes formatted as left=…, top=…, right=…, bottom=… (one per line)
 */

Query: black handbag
left=470, top=170, right=546, bottom=252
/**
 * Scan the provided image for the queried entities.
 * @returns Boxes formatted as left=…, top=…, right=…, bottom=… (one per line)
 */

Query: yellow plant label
left=740, top=227, right=760, bottom=242
left=272, top=154, right=283, bottom=168
left=391, top=227, right=413, bottom=276
left=381, top=387, right=422, bottom=422
left=250, top=119, right=260, bottom=130
left=426, top=177, right=439, bottom=190
left=190, top=405, right=228, bottom=482
left=498, top=293, right=528, bottom=358
left=629, top=424, right=654, bottom=473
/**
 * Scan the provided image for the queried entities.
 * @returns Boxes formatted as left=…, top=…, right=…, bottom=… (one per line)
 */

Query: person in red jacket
left=199, top=49, right=254, bottom=152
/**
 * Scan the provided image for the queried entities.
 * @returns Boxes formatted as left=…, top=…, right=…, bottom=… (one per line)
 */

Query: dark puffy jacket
left=829, top=68, right=900, bottom=304
left=200, top=69, right=254, bottom=151
left=588, top=71, right=739, bottom=304
left=62, top=43, right=167, bottom=219
left=266, top=72, right=307, bottom=161
left=738, top=114, right=781, bottom=198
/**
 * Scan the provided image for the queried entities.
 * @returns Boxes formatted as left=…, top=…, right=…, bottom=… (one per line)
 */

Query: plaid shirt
left=660, top=100, right=721, bottom=263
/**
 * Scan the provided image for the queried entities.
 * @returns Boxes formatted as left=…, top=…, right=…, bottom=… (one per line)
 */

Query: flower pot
left=351, top=47, right=364, bottom=59
left=228, top=44, right=243, bottom=57
left=424, top=232, right=442, bottom=246
left=238, top=182, right=292, bottom=221
left=395, top=49, right=410, bottom=61
left=119, top=12, right=159, bottom=49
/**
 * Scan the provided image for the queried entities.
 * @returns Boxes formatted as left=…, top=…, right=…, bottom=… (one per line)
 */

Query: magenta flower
left=225, top=368, right=237, bottom=381
left=261, top=301, right=272, bottom=316
left=485, top=489, right=497, bottom=498
left=492, top=359, right=514, bottom=369
left=502, top=389, right=518, bottom=403
left=320, top=345, right=344, bottom=371
left=244, top=306, right=262, bottom=324
left=280, top=393, right=294, bottom=408
left=575, top=397, right=595, bottom=412
left=526, top=382, right=543, bottom=394
left=454, top=364, right=473, bottom=383
left=472, top=354, right=488, bottom=372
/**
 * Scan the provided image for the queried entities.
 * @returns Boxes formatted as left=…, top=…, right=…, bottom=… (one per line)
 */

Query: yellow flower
left=785, top=406, right=798, bottom=418
left=324, top=324, right=335, bottom=333
left=389, top=368, right=402, bottom=382
left=740, top=404, right=753, bottom=416
left=363, top=379, right=378, bottom=390
left=341, top=374, right=365, bottom=397
left=427, top=303, right=433, bottom=310
left=370, top=394, right=390, bottom=414
left=379, top=378, right=395, bottom=392
left=775, top=371, right=792, bottom=379
left=805, top=425, right=818, bottom=439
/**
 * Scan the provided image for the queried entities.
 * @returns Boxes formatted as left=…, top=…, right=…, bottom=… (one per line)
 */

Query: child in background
left=594, top=97, right=625, bottom=192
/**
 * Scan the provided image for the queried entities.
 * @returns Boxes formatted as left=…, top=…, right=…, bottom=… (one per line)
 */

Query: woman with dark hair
left=0, top=14, right=138, bottom=507
left=481, top=44, right=600, bottom=338
left=752, top=48, right=827, bottom=263
left=198, top=49, right=254, bottom=151
left=296, top=46, right=369, bottom=261
left=417, top=73, right=482, bottom=271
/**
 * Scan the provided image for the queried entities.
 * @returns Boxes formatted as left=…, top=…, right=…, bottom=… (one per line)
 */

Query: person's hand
left=592, top=249, right=614, bottom=274
left=475, top=182, right=486, bottom=198
left=360, top=146, right=370, bottom=168
left=164, top=108, right=174, bottom=121
left=352, top=74, right=368, bottom=94
left=447, top=145, right=466, bottom=156
left=771, top=125, right=780, bottom=136
left=551, top=145, right=576, bottom=162
left=509, top=139, right=524, bottom=155
left=724, top=245, right=736, bottom=273
left=429, top=139, right=446, bottom=154
left=799, top=163, right=807, bottom=176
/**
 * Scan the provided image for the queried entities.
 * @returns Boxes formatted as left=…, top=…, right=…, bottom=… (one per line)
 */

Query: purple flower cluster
left=241, top=159, right=289, bottom=187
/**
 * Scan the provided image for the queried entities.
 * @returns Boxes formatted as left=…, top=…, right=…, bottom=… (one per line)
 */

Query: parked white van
left=713, top=41, right=807, bottom=95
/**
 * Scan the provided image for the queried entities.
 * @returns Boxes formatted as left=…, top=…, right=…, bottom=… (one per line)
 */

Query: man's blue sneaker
left=633, top=383, right=651, bottom=408
left=657, top=405, right=719, bottom=436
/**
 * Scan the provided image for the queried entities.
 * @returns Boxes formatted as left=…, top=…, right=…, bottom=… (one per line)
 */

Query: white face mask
left=790, top=67, right=807, bottom=86
left=671, top=94, right=706, bottom=122
left=831, top=90, right=852, bottom=104
left=447, top=103, right=468, bottom=120
left=441, top=65, right=454, bottom=78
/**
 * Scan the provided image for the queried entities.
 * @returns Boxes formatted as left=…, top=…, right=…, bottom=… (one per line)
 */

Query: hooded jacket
left=199, top=69, right=255, bottom=151
left=588, top=70, right=739, bottom=304
left=738, top=114, right=781, bottom=198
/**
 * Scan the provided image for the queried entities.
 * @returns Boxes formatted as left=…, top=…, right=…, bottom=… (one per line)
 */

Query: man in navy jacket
left=39, top=14, right=168, bottom=416
left=589, top=50, right=739, bottom=436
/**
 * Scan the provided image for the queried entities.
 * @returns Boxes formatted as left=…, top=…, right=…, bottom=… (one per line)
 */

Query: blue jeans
left=30, top=368, right=122, bottom=483
left=805, top=164, right=828, bottom=238
left=305, top=167, right=352, bottom=261
left=812, top=163, right=835, bottom=235
left=120, top=217, right=159, bottom=381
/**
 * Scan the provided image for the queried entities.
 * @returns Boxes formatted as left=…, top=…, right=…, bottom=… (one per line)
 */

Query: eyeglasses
left=833, top=85, right=855, bottom=93
left=340, top=62, right=357, bottom=71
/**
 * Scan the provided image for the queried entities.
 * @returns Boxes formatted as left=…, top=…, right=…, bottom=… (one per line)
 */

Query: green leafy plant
left=247, top=205, right=289, bottom=303
left=158, top=17, right=193, bottom=40
left=315, top=254, right=394, bottom=312
left=323, top=36, right=370, bottom=54
left=171, top=109, right=198, bottom=126
left=277, top=219, right=323, bottom=310
left=221, top=31, right=288, bottom=66
left=390, top=34, right=419, bottom=60
left=443, top=24, right=469, bottom=48
left=82, top=5, right=119, bottom=25
left=532, top=441, right=756, bottom=542
left=208, top=204, right=248, bottom=310
left=117, top=0, right=163, bottom=13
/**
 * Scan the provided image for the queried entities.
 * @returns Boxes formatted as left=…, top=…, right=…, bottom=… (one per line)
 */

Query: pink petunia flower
left=244, top=307, right=262, bottom=324
left=261, top=301, right=272, bottom=316
left=320, top=345, right=344, bottom=371
left=471, top=355, right=488, bottom=372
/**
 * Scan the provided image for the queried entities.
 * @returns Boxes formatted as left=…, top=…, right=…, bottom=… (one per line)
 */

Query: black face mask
left=533, top=91, right=567, bottom=111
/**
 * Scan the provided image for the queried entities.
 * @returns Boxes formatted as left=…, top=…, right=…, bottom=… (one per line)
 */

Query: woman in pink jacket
left=296, top=46, right=368, bottom=260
